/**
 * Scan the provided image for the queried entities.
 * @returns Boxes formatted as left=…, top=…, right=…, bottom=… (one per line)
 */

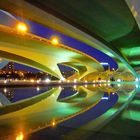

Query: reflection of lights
left=85, top=80, right=87, bottom=83
left=93, top=84, right=95, bottom=87
left=45, top=78, right=50, bottom=83
left=3, top=88, right=7, bottom=93
left=67, top=80, right=70, bottom=83
left=73, top=85, right=77, bottom=89
left=23, top=79, right=26, bottom=82
left=36, top=87, right=40, bottom=91
left=17, top=22, right=27, bottom=32
left=51, top=37, right=59, bottom=45
left=58, top=86, right=61, bottom=89
left=16, top=132, right=24, bottom=140
left=136, top=84, right=138, bottom=88
left=58, top=80, right=61, bottom=83
left=108, top=80, right=110, bottom=82
left=112, top=93, right=115, bottom=95
left=84, top=84, right=87, bottom=88
left=118, top=84, right=121, bottom=87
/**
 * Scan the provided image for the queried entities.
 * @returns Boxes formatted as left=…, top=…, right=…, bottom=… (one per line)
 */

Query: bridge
left=0, top=0, right=140, bottom=140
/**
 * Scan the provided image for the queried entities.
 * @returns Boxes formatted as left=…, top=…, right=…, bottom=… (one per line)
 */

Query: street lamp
left=16, top=22, right=28, bottom=32
left=51, top=37, right=59, bottom=45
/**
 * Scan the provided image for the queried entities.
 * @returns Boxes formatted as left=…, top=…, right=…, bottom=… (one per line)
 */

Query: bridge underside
left=0, top=0, right=138, bottom=76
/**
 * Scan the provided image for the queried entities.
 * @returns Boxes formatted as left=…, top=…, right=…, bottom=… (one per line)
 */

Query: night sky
left=14, top=16, right=118, bottom=72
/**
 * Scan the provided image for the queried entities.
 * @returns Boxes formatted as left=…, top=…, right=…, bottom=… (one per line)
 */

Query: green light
left=122, top=110, right=140, bottom=121
left=121, top=47, right=140, bottom=56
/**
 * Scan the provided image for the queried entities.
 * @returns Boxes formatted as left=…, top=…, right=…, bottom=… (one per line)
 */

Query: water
left=0, top=83, right=139, bottom=140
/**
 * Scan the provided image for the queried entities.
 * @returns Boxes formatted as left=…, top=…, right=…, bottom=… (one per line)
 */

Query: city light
left=3, top=88, right=7, bottom=93
left=100, top=62, right=109, bottom=66
left=136, top=84, right=139, bottom=88
left=36, top=80, right=40, bottom=83
left=45, top=78, right=50, bottom=83
left=36, top=86, right=40, bottom=91
left=4, top=80, right=7, bottom=84
left=30, top=79, right=35, bottom=83
left=135, top=78, right=139, bottom=82
left=101, top=96, right=109, bottom=100
left=52, top=121, right=56, bottom=127
left=51, top=37, right=59, bottom=45
left=117, top=79, right=121, bottom=82
left=85, top=80, right=87, bottom=83
left=67, top=80, right=70, bottom=83
left=74, top=79, right=77, bottom=83
left=16, top=22, right=27, bottom=32
left=16, top=132, right=24, bottom=140
left=73, top=85, right=77, bottom=89
left=61, top=77, right=65, bottom=81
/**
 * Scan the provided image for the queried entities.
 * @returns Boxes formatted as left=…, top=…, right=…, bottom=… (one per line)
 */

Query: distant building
left=2, top=62, right=14, bottom=72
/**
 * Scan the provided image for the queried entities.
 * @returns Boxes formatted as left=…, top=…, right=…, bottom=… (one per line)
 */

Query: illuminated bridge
left=0, top=1, right=140, bottom=140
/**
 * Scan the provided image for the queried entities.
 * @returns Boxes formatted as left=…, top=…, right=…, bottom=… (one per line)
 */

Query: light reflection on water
left=0, top=83, right=136, bottom=103
left=0, top=83, right=138, bottom=139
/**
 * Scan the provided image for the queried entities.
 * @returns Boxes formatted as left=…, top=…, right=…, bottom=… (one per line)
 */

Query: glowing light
left=84, top=84, right=87, bottom=88
left=30, top=79, right=35, bottom=83
left=16, top=132, right=24, bottom=140
left=85, top=80, right=87, bottom=83
left=36, top=87, right=40, bottom=91
left=101, top=96, right=109, bottom=100
left=51, top=37, right=59, bottom=45
left=93, top=84, right=95, bottom=87
left=74, top=79, right=77, bottom=83
left=67, top=80, right=70, bottom=83
left=135, top=78, right=139, bottom=82
left=3, top=88, right=7, bottom=93
left=118, top=84, right=121, bottom=87
left=100, top=62, right=109, bottom=66
left=45, top=78, right=50, bottom=83
left=16, top=22, right=27, bottom=32
left=58, top=80, right=62, bottom=83
left=52, top=121, right=56, bottom=127
left=61, top=77, right=65, bottom=81
left=4, top=80, right=7, bottom=84
left=136, top=84, right=139, bottom=88
left=73, top=85, right=77, bottom=89
left=117, top=79, right=121, bottom=82
left=37, top=80, right=40, bottom=83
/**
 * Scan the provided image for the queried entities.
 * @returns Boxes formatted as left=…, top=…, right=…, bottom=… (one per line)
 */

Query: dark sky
left=14, top=17, right=118, bottom=72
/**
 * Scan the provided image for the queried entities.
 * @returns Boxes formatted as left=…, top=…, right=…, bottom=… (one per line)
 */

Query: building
left=2, top=62, right=14, bottom=72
